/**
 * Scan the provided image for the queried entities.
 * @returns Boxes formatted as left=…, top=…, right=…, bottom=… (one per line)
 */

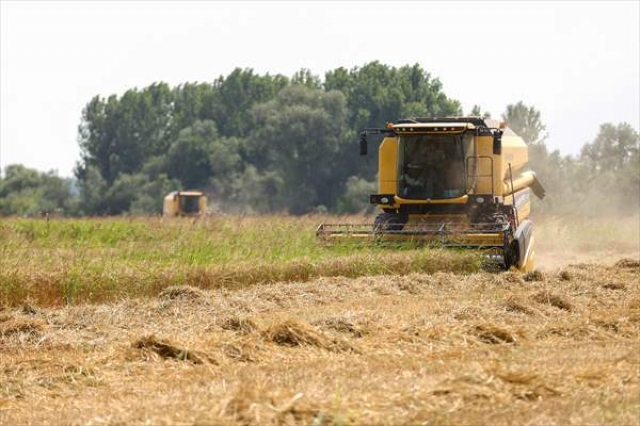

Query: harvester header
left=318, top=116, right=546, bottom=271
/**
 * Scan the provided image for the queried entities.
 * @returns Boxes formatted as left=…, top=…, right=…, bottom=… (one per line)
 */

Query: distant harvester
left=163, top=191, right=207, bottom=217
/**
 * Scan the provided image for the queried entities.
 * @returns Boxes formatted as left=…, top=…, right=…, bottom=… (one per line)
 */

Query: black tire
left=504, top=240, right=519, bottom=270
left=374, top=212, right=406, bottom=232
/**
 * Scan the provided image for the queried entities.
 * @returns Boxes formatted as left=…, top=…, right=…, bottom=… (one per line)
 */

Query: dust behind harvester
left=317, top=117, right=546, bottom=271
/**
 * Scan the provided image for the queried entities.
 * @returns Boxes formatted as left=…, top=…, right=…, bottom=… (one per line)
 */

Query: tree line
left=0, top=63, right=638, bottom=216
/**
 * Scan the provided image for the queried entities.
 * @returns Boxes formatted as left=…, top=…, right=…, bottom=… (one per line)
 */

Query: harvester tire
left=374, top=213, right=406, bottom=232
left=505, top=220, right=535, bottom=271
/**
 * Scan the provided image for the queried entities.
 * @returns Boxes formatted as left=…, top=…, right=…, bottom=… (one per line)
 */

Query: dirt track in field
left=1, top=258, right=639, bottom=425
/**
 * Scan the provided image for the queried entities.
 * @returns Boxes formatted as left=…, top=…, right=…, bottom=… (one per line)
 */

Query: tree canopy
left=0, top=165, right=75, bottom=216
left=1, top=65, right=637, bottom=217
left=67, top=63, right=463, bottom=215
left=502, top=101, right=547, bottom=145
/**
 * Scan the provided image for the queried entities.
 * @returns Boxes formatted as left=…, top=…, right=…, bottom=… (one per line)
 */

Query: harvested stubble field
left=0, top=215, right=639, bottom=425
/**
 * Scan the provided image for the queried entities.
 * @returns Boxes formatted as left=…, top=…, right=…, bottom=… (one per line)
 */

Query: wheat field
left=0, top=215, right=638, bottom=425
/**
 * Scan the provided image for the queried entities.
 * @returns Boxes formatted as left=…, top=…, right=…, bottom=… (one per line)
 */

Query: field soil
left=1, top=258, right=639, bottom=425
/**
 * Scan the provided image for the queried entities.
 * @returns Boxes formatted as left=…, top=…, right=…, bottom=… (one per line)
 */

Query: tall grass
left=0, top=215, right=481, bottom=306
left=4, top=214, right=635, bottom=307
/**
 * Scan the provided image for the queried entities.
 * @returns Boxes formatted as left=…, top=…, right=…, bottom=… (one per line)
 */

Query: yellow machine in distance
left=317, top=117, right=546, bottom=271
left=163, top=191, right=207, bottom=217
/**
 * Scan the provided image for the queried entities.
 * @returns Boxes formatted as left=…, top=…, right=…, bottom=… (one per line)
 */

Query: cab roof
left=393, top=117, right=515, bottom=135
left=397, top=116, right=489, bottom=127
left=165, top=190, right=204, bottom=198
left=392, top=122, right=475, bottom=132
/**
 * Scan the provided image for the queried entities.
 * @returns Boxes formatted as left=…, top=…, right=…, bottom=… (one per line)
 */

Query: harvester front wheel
left=374, top=212, right=406, bottom=231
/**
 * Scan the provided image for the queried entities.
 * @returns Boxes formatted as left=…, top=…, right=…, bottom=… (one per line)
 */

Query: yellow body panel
left=378, top=137, right=398, bottom=194
left=475, top=135, right=496, bottom=194
left=498, top=134, right=529, bottom=196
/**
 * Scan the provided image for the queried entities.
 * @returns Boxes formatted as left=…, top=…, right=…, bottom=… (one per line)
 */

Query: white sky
left=1, top=0, right=639, bottom=177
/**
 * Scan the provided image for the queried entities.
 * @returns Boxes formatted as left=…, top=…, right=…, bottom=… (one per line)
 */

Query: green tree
left=129, top=174, right=182, bottom=215
left=577, top=123, right=639, bottom=214
left=502, top=101, right=547, bottom=145
left=165, top=120, right=219, bottom=189
left=580, top=123, right=639, bottom=173
left=208, top=136, right=243, bottom=198
left=164, top=120, right=242, bottom=194
left=291, top=69, right=322, bottom=89
left=326, top=62, right=461, bottom=130
left=104, top=173, right=147, bottom=214
left=170, top=83, right=218, bottom=138
left=228, top=165, right=284, bottom=214
left=336, top=176, right=376, bottom=214
left=469, top=105, right=491, bottom=118
left=326, top=62, right=461, bottom=181
left=77, top=83, right=174, bottom=185
left=73, top=63, right=463, bottom=215
left=76, top=165, right=109, bottom=215
left=213, top=68, right=289, bottom=136
left=0, top=165, right=74, bottom=216
left=249, top=85, right=349, bottom=214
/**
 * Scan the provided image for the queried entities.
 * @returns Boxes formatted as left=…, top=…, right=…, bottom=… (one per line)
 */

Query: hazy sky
left=1, top=0, right=639, bottom=177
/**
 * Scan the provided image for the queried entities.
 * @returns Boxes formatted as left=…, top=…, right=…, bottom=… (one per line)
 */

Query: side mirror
left=359, top=133, right=368, bottom=156
left=493, top=130, right=503, bottom=155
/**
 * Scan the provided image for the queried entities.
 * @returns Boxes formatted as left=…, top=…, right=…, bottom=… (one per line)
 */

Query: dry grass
left=219, top=315, right=259, bottom=334
left=0, top=317, right=45, bottom=336
left=472, top=324, right=519, bottom=344
left=616, top=258, right=640, bottom=268
left=158, top=285, right=206, bottom=301
left=531, top=291, right=574, bottom=311
left=503, top=296, right=537, bottom=315
left=0, top=259, right=638, bottom=425
left=263, top=319, right=357, bottom=353
left=314, top=315, right=366, bottom=338
left=133, top=335, right=214, bottom=365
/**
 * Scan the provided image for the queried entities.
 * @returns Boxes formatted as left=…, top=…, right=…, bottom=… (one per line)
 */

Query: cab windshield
left=179, top=195, right=201, bottom=214
left=398, top=133, right=474, bottom=199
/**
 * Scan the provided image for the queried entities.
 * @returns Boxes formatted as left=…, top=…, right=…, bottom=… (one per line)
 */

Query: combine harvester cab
left=317, top=117, right=546, bottom=271
left=163, top=191, right=207, bottom=217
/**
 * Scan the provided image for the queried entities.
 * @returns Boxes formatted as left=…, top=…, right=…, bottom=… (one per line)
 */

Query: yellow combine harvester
left=163, top=191, right=207, bottom=217
left=317, top=117, right=546, bottom=271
